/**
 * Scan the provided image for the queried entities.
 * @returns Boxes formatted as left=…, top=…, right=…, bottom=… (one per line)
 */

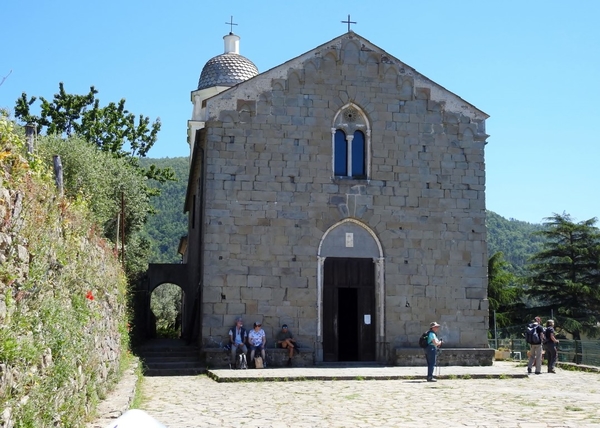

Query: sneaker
left=535, top=372, right=541, bottom=375
left=549, top=369, right=556, bottom=373
left=527, top=369, right=532, bottom=374
left=427, top=377, right=437, bottom=382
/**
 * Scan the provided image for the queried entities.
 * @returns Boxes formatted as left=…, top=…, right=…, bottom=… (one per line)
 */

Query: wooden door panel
left=323, top=257, right=375, bottom=362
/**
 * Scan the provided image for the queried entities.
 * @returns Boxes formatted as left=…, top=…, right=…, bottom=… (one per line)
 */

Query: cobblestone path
left=133, top=365, right=600, bottom=428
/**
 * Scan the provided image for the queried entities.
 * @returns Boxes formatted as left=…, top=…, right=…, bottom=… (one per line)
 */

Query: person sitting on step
left=248, top=321, right=266, bottom=368
left=276, top=324, right=299, bottom=367
left=228, top=317, right=248, bottom=369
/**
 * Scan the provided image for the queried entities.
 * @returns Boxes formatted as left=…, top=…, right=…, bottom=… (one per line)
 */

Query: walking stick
left=436, top=342, right=443, bottom=377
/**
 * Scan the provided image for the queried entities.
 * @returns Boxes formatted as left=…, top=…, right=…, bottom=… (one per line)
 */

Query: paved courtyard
left=108, top=362, right=600, bottom=428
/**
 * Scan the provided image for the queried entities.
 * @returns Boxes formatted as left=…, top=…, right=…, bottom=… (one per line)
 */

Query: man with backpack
left=423, top=322, right=443, bottom=382
left=526, top=316, right=545, bottom=375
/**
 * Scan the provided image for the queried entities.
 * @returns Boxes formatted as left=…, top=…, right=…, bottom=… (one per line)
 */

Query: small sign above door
left=345, top=232, right=354, bottom=247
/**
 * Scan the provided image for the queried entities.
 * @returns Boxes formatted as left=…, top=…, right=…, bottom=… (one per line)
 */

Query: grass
left=130, top=363, right=145, bottom=409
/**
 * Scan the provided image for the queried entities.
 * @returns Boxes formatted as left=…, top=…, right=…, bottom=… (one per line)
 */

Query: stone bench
left=394, top=347, right=495, bottom=366
left=201, top=346, right=313, bottom=368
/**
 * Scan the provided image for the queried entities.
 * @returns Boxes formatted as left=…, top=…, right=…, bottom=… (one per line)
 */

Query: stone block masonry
left=193, top=32, right=490, bottom=365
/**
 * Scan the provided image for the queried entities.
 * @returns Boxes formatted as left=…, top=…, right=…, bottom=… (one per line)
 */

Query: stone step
left=143, top=360, right=203, bottom=369
left=135, top=339, right=204, bottom=376
left=144, top=367, right=205, bottom=377
left=138, top=350, right=200, bottom=358
left=140, top=353, right=201, bottom=361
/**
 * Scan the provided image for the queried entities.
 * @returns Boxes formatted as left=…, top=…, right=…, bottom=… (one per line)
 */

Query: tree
left=36, top=135, right=150, bottom=241
left=488, top=251, right=524, bottom=335
left=14, top=82, right=173, bottom=183
left=527, top=213, right=600, bottom=339
left=150, top=284, right=182, bottom=338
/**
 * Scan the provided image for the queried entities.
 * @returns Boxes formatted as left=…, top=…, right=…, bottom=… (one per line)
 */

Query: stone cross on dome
left=225, top=16, right=238, bottom=34
left=341, top=14, right=357, bottom=32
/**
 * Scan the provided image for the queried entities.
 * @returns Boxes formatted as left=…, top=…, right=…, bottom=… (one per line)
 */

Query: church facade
left=182, top=30, right=491, bottom=364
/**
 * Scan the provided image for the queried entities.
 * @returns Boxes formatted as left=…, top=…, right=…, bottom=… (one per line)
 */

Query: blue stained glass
left=352, top=131, right=365, bottom=177
left=334, top=130, right=347, bottom=176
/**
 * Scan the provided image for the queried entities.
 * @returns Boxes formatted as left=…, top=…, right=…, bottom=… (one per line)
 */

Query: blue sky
left=2, top=1, right=599, bottom=225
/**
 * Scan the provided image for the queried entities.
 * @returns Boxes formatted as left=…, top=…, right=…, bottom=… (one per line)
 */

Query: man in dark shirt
left=544, top=319, right=560, bottom=373
left=276, top=324, right=298, bottom=367
left=527, top=316, right=545, bottom=375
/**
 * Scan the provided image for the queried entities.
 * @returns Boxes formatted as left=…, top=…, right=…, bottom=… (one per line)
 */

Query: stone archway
left=139, top=263, right=192, bottom=342
left=150, top=283, right=183, bottom=339
left=316, top=219, right=384, bottom=362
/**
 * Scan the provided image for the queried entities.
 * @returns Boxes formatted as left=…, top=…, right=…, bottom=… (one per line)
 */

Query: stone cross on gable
left=341, top=14, right=356, bottom=32
left=225, top=16, right=238, bottom=34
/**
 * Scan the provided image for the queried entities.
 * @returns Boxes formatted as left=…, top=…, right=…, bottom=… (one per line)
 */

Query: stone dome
left=197, top=53, right=259, bottom=91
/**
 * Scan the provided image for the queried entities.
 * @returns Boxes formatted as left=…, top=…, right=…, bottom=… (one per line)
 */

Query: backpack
left=525, top=323, right=541, bottom=344
left=419, top=331, right=430, bottom=348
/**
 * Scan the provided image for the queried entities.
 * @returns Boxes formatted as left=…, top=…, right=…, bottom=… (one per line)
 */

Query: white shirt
left=248, top=329, right=265, bottom=346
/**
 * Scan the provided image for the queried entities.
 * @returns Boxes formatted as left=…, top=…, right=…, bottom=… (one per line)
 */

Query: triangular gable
left=204, top=31, right=488, bottom=120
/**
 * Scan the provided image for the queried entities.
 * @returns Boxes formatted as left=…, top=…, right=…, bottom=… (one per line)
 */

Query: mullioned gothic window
left=331, top=105, right=370, bottom=179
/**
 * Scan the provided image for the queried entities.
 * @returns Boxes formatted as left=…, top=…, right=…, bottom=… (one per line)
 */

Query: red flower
left=86, top=291, right=94, bottom=301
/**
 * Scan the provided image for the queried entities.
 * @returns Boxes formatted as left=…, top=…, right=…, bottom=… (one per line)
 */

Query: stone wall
left=394, top=348, right=495, bottom=367
left=0, top=124, right=128, bottom=427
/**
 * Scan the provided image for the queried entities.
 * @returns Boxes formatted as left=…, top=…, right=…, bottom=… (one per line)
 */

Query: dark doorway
left=338, top=288, right=358, bottom=360
left=323, top=257, right=376, bottom=362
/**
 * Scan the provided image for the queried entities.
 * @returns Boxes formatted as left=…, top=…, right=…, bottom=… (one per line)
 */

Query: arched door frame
left=316, top=218, right=385, bottom=361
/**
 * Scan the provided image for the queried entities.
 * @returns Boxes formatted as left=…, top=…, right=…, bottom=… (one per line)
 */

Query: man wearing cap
left=276, top=324, right=298, bottom=367
left=425, top=322, right=443, bottom=382
left=228, top=317, right=248, bottom=368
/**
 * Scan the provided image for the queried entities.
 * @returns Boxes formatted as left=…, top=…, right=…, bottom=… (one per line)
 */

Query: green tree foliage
left=488, top=252, right=525, bottom=334
left=140, top=157, right=189, bottom=263
left=13, top=84, right=176, bottom=285
left=36, top=135, right=150, bottom=238
left=150, top=284, right=182, bottom=338
left=14, top=82, right=173, bottom=183
left=527, top=213, right=600, bottom=339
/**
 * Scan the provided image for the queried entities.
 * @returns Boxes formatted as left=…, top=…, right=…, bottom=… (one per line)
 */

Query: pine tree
left=527, top=213, right=600, bottom=339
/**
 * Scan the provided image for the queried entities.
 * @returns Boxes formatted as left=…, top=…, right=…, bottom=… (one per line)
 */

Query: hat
left=430, top=322, right=440, bottom=328
left=282, top=324, right=288, bottom=328
left=254, top=321, right=262, bottom=326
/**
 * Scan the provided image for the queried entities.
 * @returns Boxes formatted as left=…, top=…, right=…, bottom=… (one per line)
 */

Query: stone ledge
left=201, top=347, right=313, bottom=368
left=87, top=361, right=139, bottom=428
left=394, top=348, right=494, bottom=366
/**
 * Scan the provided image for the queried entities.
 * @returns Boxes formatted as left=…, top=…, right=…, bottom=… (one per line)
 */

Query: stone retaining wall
left=0, top=128, right=128, bottom=428
left=394, top=348, right=494, bottom=366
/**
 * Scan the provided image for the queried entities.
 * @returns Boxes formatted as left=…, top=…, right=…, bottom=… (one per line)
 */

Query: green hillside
left=486, top=211, right=544, bottom=275
left=140, top=157, right=190, bottom=263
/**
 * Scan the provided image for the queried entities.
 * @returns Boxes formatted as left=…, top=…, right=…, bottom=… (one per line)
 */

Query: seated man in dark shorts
left=276, top=324, right=299, bottom=366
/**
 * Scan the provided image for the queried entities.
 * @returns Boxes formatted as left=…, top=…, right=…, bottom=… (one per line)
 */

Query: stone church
left=149, top=28, right=493, bottom=365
